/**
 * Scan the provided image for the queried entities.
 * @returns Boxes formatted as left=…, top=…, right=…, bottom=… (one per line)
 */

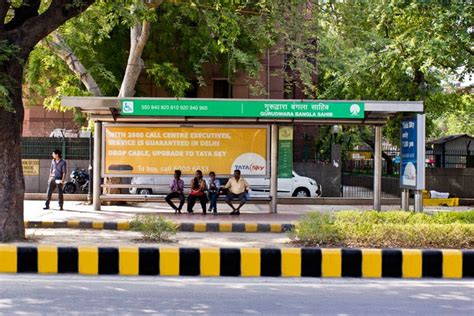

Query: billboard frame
left=101, top=123, right=271, bottom=178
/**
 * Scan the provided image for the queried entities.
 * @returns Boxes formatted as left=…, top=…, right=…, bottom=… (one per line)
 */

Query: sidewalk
left=25, top=200, right=472, bottom=223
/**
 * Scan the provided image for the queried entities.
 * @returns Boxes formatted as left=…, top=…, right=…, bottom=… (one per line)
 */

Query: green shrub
left=291, top=211, right=474, bottom=248
left=129, top=215, right=178, bottom=242
left=335, top=210, right=432, bottom=225
left=431, top=211, right=474, bottom=224
left=289, top=212, right=342, bottom=247
left=337, top=223, right=474, bottom=248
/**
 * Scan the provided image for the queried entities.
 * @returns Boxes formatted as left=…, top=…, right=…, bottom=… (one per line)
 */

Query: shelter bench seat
left=99, top=194, right=271, bottom=204
left=99, top=183, right=272, bottom=211
left=421, top=190, right=460, bottom=207
left=423, top=197, right=460, bottom=207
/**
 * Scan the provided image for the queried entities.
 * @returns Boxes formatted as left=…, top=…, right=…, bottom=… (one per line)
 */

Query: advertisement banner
left=103, top=125, right=268, bottom=176
left=278, top=126, right=293, bottom=178
left=22, top=159, right=40, bottom=176
left=400, top=115, right=425, bottom=189
left=121, top=99, right=365, bottom=119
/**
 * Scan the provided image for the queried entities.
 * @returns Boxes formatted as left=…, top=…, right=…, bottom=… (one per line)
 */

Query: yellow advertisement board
left=22, top=159, right=40, bottom=176
left=103, top=125, right=268, bottom=176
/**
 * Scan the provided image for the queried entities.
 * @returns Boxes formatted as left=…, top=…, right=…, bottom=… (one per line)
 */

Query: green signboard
left=120, top=99, right=364, bottom=119
left=278, top=126, right=293, bottom=178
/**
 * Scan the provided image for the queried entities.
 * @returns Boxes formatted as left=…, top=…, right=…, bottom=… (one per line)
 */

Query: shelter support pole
left=401, top=189, right=410, bottom=211
left=93, top=121, right=102, bottom=211
left=87, top=130, right=93, bottom=204
left=373, top=125, right=382, bottom=211
left=270, top=124, right=278, bottom=213
left=414, top=190, right=423, bottom=213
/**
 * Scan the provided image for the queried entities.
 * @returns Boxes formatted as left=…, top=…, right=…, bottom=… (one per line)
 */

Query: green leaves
left=147, top=63, right=192, bottom=97
left=0, top=41, right=20, bottom=111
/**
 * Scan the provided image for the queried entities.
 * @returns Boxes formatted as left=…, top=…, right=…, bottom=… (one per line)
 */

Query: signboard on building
left=103, top=125, right=268, bottom=176
left=120, top=99, right=365, bottom=119
left=278, top=126, right=293, bottom=178
left=400, top=114, right=425, bottom=189
left=22, top=159, right=40, bottom=176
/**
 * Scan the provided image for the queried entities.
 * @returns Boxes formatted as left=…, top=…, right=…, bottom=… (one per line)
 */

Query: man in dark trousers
left=225, top=169, right=250, bottom=215
left=44, top=149, right=67, bottom=210
left=165, top=170, right=185, bottom=214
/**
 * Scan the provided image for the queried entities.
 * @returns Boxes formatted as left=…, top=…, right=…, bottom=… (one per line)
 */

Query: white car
left=129, top=171, right=322, bottom=197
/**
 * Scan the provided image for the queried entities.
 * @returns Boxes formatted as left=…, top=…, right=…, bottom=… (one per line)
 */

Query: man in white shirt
left=224, top=170, right=250, bottom=215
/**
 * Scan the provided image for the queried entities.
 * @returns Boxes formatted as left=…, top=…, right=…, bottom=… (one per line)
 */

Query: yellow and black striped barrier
left=0, top=246, right=472, bottom=278
left=25, top=221, right=294, bottom=233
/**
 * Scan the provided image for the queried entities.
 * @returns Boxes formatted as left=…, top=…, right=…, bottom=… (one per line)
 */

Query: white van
left=129, top=171, right=322, bottom=197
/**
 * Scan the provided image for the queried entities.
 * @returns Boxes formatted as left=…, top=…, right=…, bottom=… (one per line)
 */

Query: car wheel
left=137, top=188, right=152, bottom=195
left=293, top=188, right=310, bottom=197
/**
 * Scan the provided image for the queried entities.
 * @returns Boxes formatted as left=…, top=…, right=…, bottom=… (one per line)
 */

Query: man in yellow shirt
left=225, top=169, right=250, bottom=215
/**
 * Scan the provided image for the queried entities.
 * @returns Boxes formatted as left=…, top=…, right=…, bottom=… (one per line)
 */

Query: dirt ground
left=18, top=229, right=293, bottom=248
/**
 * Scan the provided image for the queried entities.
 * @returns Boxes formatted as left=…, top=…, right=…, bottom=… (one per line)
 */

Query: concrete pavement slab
left=24, top=200, right=473, bottom=223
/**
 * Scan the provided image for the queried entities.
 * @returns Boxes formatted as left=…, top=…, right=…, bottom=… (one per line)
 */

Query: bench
left=423, top=198, right=460, bottom=207
left=421, top=190, right=460, bottom=207
left=99, top=182, right=272, bottom=211
left=99, top=193, right=271, bottom=204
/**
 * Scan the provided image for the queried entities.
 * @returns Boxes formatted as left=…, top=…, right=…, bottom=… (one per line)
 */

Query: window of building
left=213, top=79, right=232, bottom=98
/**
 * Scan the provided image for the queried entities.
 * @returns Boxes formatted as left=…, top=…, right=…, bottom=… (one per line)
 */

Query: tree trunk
left=107, top=19, right=151, bottom=198
left=118, top=21, right=151, bottom=97
left=43, top=31, right=103, bottom=96
left=0, top=60, right=25, bottom=241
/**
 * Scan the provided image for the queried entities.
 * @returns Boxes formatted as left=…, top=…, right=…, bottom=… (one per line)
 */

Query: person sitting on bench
left=165, top=170, right=185, bottom=214
left=225, top=169, right=250, bottom=215
left=187, top=170, right=208, bottom=214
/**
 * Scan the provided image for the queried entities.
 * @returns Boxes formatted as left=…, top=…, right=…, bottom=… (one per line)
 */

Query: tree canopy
left=24, top=0, right=473, bottom=139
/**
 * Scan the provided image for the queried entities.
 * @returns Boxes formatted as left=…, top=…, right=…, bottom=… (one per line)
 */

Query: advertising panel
left=22, top=159, right=40, bottom=176
left=400, top=114, right=425, bottom=189
left=103, top=125, right=268, bottom=176
left=278, top=126, right=293, bottom=178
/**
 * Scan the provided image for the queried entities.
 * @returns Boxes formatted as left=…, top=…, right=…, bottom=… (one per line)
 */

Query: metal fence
left=22, top=137, right=92, bottom=160
left=343, top=149, right=473, bottom=174
left=427, top=150, right=474, bottom=168
left=341, top=174, right=401, bottom=198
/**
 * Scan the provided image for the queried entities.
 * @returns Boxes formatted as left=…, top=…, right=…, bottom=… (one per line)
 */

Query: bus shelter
left=61, top=97, right=424, bottom=213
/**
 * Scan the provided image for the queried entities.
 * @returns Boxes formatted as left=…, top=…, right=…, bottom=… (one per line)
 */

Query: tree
left=0, top=0, right=95, bottom=241
left=26, top=1, right=275, bottom=105
left=25, top=1, right=275, bottom=200
left=272, top=1, right=472, bottom=163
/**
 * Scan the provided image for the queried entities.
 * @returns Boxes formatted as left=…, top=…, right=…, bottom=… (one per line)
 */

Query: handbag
left=190, top=189, right=204, bottom=197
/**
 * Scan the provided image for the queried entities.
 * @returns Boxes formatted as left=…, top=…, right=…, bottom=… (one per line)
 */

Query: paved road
left=0, top=275, right=472, bottom=315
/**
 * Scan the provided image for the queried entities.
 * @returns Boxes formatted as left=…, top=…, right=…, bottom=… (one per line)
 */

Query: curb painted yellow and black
left=0, top=246, right=473, bottom=278
left=25, top=221, right=294, bottom=233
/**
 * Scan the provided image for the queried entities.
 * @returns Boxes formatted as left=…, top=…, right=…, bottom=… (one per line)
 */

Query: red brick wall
left=22, top=105, right=78, bottom=137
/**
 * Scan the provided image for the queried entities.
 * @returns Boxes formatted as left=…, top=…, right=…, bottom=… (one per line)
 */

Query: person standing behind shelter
left=206, top=171, right=221, bottom=215
left=187, top=170, right=208, bottom=214
left=165, top=170, right=185, bottom=214
left=225, top=169, right=250, bottom=215
left=44, top=149, right=67, bottom=210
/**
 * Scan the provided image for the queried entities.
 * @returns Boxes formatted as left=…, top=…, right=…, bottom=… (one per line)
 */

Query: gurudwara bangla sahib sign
left=120, top=99, right=365, bottom=119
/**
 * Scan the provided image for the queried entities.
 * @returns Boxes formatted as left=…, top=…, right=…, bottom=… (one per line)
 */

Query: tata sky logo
left=122, top=101, right=134, bottom=113
left=350, top=104, right=361, bottom=116
left=234, top=163, right=266, bottom=172
left=232, top=153, right=266, bottom=175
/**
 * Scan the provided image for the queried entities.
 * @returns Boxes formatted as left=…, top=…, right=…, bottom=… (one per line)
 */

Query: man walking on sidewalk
left=44, top=149, right=67, bottom=210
